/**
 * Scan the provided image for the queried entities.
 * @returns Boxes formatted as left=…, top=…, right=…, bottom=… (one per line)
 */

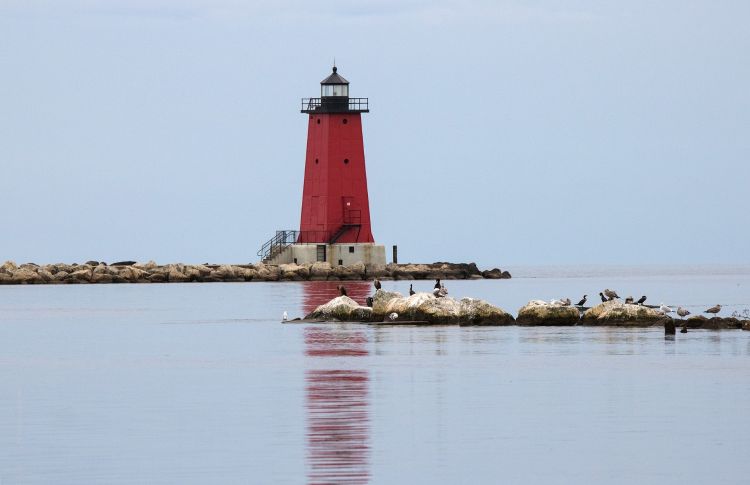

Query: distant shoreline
left=0, top=261, right=511, bottom=285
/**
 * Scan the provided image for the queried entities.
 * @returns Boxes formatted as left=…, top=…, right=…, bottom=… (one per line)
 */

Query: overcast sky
left=1, top=0, right=748, bottom=267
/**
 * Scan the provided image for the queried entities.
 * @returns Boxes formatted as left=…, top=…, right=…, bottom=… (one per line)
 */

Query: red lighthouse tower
left=299, top=66, right=374, bottom=244
left=257, top=66, right=385, bottom=267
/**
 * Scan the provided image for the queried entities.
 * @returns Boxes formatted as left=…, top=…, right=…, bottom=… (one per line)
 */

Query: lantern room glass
left=322, top=84, right=348, bottom=97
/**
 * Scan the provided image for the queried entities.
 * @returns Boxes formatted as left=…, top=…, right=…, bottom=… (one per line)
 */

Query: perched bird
left=599, top=292, right=608, bottom=303
left=373, top=278, right=382, bottom=290
left=388, top=312, right=399, bottom=321
left=625, top=296, right=634, bottom=304
left=433, top=285, right=448, bottom=298
left=680, top=326, right=688, bottom=333
left=660, top=303, right=673, bottom=314
left=677, top=307, right=691, bottom=318
left=366, top=297, right=374, bottom=307
left=282, top=311, right=288, bottom=322
left=604, top=289, right=620, bottom=300
left=561, top=298, right=571, bottom=306
left=409, top=284, right=415, bottom=296
left=636, top=295, right=647, bottom=305
left=704, top=304, right=721, bottom=316
left=338, top=285, right=347, bottom=296
left=577, top=295, right=587, bottom=306
left=434, top=279, right=442, bottom=290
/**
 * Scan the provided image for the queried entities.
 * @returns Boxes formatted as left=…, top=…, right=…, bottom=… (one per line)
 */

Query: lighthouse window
left=344, top=158, right=349, bottom=164
left=342, top=119, right=348, bottom=124
left=316, top=119, right=320, bottom=125
left=321, top=84, right=348, bottom=97
left=315, top=158, right=319, bottom=164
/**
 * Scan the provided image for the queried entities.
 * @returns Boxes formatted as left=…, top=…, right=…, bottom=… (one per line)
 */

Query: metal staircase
left=257, top=230, right=298, bottom=263
left=257, top=225, right=363, bottom=263
left=327, top=224, right=361, bottom=244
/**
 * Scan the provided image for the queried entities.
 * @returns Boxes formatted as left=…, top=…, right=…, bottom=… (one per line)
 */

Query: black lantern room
left=301, top=66, right=369, bottom=114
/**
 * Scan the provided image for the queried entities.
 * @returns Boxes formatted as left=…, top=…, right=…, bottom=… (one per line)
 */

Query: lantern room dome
left=320, top=66, right=349, bottom=97
left=321, top=66, right=349, bottom=85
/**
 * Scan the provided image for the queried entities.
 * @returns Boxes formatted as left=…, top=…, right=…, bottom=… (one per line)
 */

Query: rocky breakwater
left=581, top=300, right=670, bottom=327
left=303, top=289, right=514, bottom=326
left=680, top=315, right=750, bottom=330
left=0, top=260, right=511, bottom=284
left=516, top=300, right=581, bottom=326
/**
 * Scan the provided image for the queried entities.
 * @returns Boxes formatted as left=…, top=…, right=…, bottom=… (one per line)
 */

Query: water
left=1, top=267, right=749, bottom=484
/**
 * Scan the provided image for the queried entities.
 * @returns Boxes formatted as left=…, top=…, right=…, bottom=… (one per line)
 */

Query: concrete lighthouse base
left=268, top=243, right=386, bottom=267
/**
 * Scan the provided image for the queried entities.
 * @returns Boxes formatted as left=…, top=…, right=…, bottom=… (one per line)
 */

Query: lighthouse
left=257, top=66, right=385, bottom=267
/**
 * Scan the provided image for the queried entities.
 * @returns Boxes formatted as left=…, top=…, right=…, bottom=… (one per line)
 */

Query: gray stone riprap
left=516, top=300, right=581, bottom=326
left=308, top=289, right=514, bottom=325
left=681, top=315, right=748, bottom=330
left=0, top=260, right=510, bottom=284
left=582, top=300, right=669, bottom=327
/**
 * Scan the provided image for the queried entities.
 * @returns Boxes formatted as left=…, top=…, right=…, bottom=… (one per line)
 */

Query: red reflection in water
left=302, top=281, right=373, bottom=315
left=305, top=281, right=371, bottom=484
left=306, top=368, right=369, bottom=484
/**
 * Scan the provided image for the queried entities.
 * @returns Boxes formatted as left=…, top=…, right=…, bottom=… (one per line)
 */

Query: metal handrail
left=257, top=225, right=365, bottom=261
left=301, top=98, right=369, bottom=113
left=258, top=230, right=338, bottom=261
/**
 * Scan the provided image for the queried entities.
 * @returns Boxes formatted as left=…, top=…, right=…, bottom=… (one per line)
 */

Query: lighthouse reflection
left=303, top=281, right=372, bottom=484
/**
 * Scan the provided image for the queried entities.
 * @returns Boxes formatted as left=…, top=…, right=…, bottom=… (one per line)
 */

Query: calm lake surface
left=1, top=265, right=749, bottom=484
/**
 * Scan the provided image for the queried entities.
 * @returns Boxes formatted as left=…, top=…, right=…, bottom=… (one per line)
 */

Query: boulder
left=93, top=264, right=111, bottom=275
left=309, top=261, right=332, bottom=280
left=366, top=263, right=387, bottom=277
left=254, top=264, right=279, bottom=281
left=37, top=269, right=54, bottom=283
left=134, top=260, right=158, bottom=270
left=193, top=264, right=213, bottom=276
left=213, top=264, right=236, bottom=280
left=481, top=268, right=505, bottom=279
left=686, top=315, right=744, bottom=330
left=279, top=264, right=307, bottom=281
left=371, top=289, right=403, bottom=319
left=0, top=273, right=12, bottom=284
left=11, top=268, right=43, bottom=284
left=166, top=264, right=190, bottom=283
left=118, top=266, right=145, bottom=282
left=333, top=264, right=364, bottom=280
left=0, top=261, right=18, bottom=274
left=458, top=298, right=515, bottom=325
left=517, top=300, right=581, bottom=326
left=237, top=267, right=256, bottom=281
left=305, top=296, right=373, bottom=322
left=148, top=273, right=166, bottom=283
left=68, top=269, right=93, bottom=283
left=52, top=271, right=69, bottom=282
left=182, top=266, right=202, bottom=281
left=91, top=272, right=113, bottom=283
left=582, top=300, right=669, bottom=326
left=110, top=261, right=137, bottom=266
left=381, top=293, right=513, bottom=325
